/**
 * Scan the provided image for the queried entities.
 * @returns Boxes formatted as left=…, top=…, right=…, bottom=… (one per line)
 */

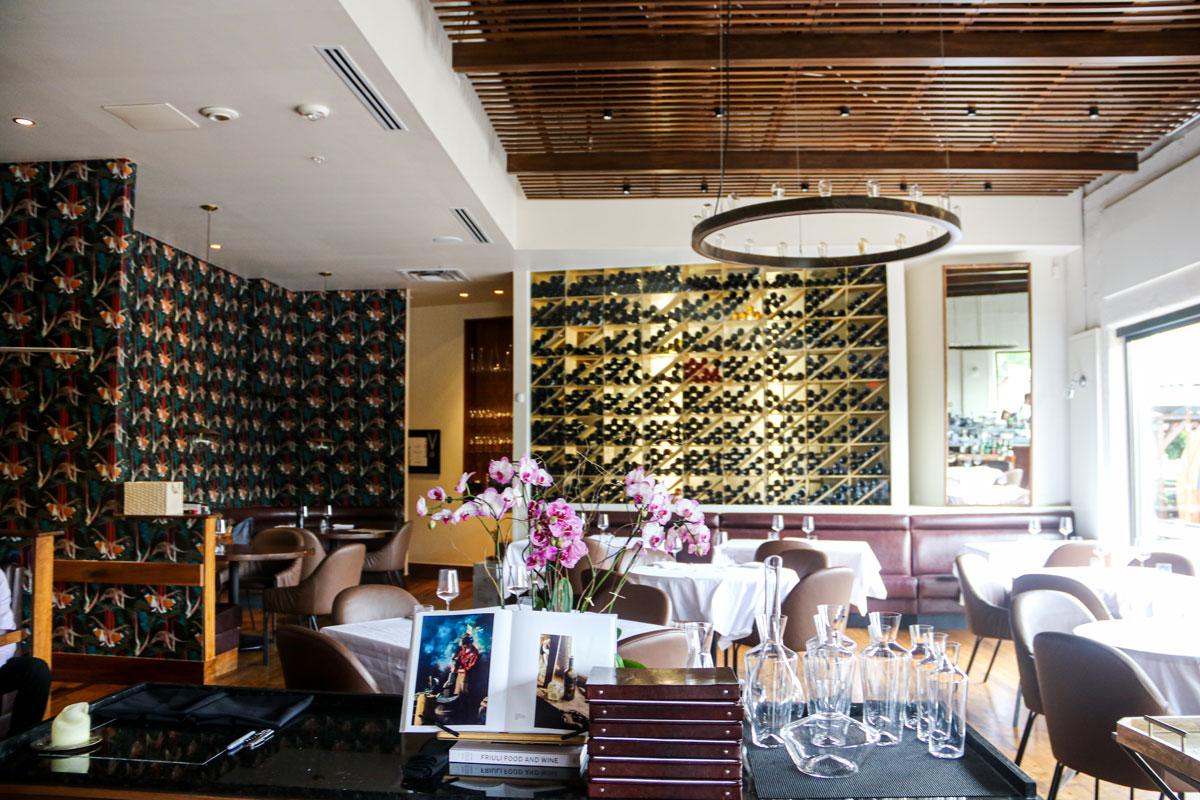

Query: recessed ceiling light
left=458, top=291, right=470, bottom=299
left=984, top=181, right=994, bottom=192
left=433, top=235, right=464, bottom=245
left=11, top=117, right=35, bottom=127
left=967, top=106, right=977, bottom=116
left=713, top=106, right=724, bottom=119
left=199, top=106, right=239, bottom=123
left=839, top=106, right=851, bottom=117
left=209, top=243, right=222, bottom=250
left=493, top=288, right=505, bottom=296
left=295, top=103, right=330, bottom=121
left=601, top=108, right=614, bottom=121
left=309, top=154, right=326, bottom=165
left=1088, top=105, right=1100, bottom=119
left=621, top=180, right=632, bottom=195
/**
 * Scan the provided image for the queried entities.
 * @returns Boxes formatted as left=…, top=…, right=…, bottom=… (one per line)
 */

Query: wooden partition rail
left=3, top=530, right=59, bottom=669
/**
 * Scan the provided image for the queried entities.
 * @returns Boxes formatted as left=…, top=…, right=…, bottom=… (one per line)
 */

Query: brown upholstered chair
left=1043, top=541, right=1101, bottom=568
left=1130, top=551, right=1196, bottom=575
left=262, top=543, right=366, bottom=665
left=617, top=629, right=689, bottom=668
left=780, top=567, right=854, bottom=652
left=275, top=624, right=379, bottom=693
left=754, top=539, right=811, bottom=562
left=778, top=546, right=829, bottom=583
left=1012, top=573, right=1111, bottom=620
left=589, top=578, right=672, bottom=626
left=361, top=522, right=413, bottom=586
left=1034, top=631, right=1187, bottom=800
left=331, top=584, right=419, bottom=625
left=1009, top=590, right=1097, bottom=765
left=955, top=553, right=1013, bottom=682
left=297, top=527, right=327, bottom=580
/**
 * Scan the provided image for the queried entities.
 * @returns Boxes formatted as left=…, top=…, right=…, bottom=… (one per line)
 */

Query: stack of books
left=448, top=738, right=584, bottom=787
left=585, top=667, right=743, bottom=799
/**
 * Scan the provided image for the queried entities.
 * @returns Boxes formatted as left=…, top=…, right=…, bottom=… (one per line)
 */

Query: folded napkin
left=331, top=523, right=355, bottom=530
left=101, top=686, right=313, bottom=730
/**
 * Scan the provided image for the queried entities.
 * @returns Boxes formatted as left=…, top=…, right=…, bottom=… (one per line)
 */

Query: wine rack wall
left=529, top=263, right=891, bottom=505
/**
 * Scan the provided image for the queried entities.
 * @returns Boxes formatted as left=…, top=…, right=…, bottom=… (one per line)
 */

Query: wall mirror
left=944, top=264, right=1032, bottom=505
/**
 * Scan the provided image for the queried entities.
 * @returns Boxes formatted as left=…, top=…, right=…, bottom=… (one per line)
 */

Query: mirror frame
left=942, top=262, right=1033, bottom=506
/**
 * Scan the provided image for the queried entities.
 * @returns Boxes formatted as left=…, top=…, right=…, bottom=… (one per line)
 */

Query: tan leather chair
left=1009, top=590, right=1097, bottom=765
left=262, top=543, right=365, bottom=665
left=1012, top=573, right=1111, bottom=620
left=1034, top=631, right=1187, bottom=800
left=1044, top=541, right=1101, bottom=567
left=331, top=584, right=419, bottom=625
left=275, top=624, right=379, bottom=693
left=955, top=553, right=1012, bottom=682
left=778, top=546, right=829, bottom=583
left=1130, top=551, right=1196, bottom=576
left=780, top=567, right=854, bottom=652
left=617, top=628, right=689, bottom=668
left=362, top=522, right=413, bottom=586
left=754, top=539, right=811, bottom=562
left=297, top=527, right=327, bottom=580
left=588, top=577, right=671, bottom=626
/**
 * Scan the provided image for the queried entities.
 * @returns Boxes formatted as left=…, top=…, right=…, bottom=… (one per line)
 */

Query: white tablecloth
left=624, top=562, right=801, bottom=648
left=501, top=535, right=669, bottom=588
left=1075, top=619, right=1200, bottom=714
left=962, top=538, right=1065, bottom=578
left=1029, top=566, right=1200, bottom=620
left=717, top=539, right=886, bottom=613
left=323, top=613, right=662, bottom=695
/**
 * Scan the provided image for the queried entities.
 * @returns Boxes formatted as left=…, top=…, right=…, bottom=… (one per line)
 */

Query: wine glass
left=596, top=513, right=610, bottom=537
left=802, top=515, right=816, bottom=540
left=769, top=514, right=785, bottom=542
left=1027, top=519, right=1042, bottom=538
left=1058, top=517, right=1074, bottom=539
left=436, top=569, right=460, bottom=611
left=1132, top=538, right=1152, bottom=568
left=505, top=566, right=531, bottom=609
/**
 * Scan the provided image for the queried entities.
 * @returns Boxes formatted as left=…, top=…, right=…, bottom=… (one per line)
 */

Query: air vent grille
left=453, top=208, right=491, bottom=244
left=316, top=46, right=405, bottom=131
left=396, top=269, right=470, bottom=283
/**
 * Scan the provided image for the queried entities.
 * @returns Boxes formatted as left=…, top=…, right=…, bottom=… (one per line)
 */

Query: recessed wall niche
left=529, top=263, right=891, bottom=505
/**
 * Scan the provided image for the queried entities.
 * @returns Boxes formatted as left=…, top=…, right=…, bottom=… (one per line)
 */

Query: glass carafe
left=859, top=612, right=908, bottom=745
left=929, top=641, right=969, bottom=759
left=805, top=603, right=857, bottom=654
left=745, top=555, right=805, bottom=748
left=904, top=624, right=934, bottom=729
left=679, top=622, right=715, bottom=668
left=804, top=613, right=856, bottom=719
left=914, top=631, right=949, bottom=743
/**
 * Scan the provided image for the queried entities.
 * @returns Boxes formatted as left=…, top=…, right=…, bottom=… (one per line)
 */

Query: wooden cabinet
left=464, top=316, right=514, bottom=483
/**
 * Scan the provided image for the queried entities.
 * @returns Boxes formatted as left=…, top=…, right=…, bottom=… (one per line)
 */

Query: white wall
left=407, top=296, right=514, bottom=566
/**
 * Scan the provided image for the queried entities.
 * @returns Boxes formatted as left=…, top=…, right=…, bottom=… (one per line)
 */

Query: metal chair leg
left=983, top=639, right=1002, bottom=683
left=1048, top=762, right=1065, bottom=800
left=966, top=635, right=983, bottom=674
left=308, top=614, right=318, bottom=630
left=1095, top=777, right=1100, bottom=800
left=1015, top=711, right=1038, bottom=765
left=1012, top=683, right=1023, bottom=728
left=263, top=611, right=272, bottom=666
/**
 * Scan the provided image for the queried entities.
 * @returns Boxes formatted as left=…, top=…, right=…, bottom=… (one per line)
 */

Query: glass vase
left=929, top=641, right=969, bottom=759
left=904, top=623, right=934, bottom=729
left=859, top=612, right=907, bottom=745
left=745, top=556, right=805, bottom=748
left=914, top=631, right=948, bottom=743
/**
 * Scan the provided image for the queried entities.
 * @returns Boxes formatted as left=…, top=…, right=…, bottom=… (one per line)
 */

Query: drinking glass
left=1156, top=562, right=1174, bottom=573
left=596, top=513, right=610, bottom=535
left=677, top=622, right=715, bottom=668
left=505, top=566, right=531, bottom=608
left=915, top=632, right=949, bottom=742
left=801, top=515, right=816, bottom=540
left=769, top=514, right=785, bottom=542
left=929, top=641, right=969, bottom=759
left=860, top=612, right=908, bottom=745
left=1027, top=519, right=1042, bottom=538
left=436, top=569, right=460, bottom=611
left=905, top=624, right=934, bottom=729
left=1058, top=517, right=1074, bottom=538
left=411, top=604, right=435, bottom=618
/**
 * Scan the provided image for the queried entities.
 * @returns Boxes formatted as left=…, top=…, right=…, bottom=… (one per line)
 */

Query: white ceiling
left=0, top=0, right=514, bottom=291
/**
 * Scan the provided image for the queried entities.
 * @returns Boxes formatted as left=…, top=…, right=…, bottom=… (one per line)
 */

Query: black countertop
left=0, top=684, right=1034, bottom=800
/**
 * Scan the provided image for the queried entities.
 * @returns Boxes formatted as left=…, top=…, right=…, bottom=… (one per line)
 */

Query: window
left=1125, top=318, right=1200, bottom=541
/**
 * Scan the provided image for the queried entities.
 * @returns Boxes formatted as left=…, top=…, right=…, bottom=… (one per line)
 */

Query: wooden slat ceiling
left=432, top=1, right=1200, bottom=198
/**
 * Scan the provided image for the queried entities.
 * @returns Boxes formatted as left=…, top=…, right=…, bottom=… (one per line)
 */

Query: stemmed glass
left=802, top=515, right=816, bottom=540
left=769, top=514, right=785, bottom=542
left=1058, top=517, right=1074, bottom=539
left=1132, top=537, right=1152, bottom=568
left=505, top=566, right=531, bottom=609
left=595, top=513, right=610, bottom=537
left=436, top=569, right=460, bottom=611
left=1027, top=519, right=1042, bottom=538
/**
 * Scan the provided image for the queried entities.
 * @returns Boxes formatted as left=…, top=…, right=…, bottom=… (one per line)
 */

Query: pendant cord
left=716, top=0, right=730, bottom=209
left=939, top=4, right=952, bottom=203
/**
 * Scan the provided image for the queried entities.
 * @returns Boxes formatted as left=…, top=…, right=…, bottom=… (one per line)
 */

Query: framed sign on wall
left=408, top=429, right=441, bottom=475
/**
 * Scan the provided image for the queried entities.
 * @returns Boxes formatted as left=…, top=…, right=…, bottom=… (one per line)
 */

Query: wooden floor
left=48, top=577, right=1162, bottom=800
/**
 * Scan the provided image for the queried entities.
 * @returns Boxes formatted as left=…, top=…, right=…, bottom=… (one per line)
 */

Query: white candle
left=51, top=755, right=90, bottom=773
left=50, top=702, right=90, bottom=747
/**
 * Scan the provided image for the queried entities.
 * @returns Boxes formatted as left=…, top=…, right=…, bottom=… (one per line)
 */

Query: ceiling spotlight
left=839, top=106, right=851, bottom=117
left=1088, top=105, right=1100, bottom=119
left=601, top=108, right=614, bottom=121
left=800, top=181, right=810, bottom=192
left=983, top=181, right=994, bottom=192
left=11, top=117, right=35, bottom=127
left=700, top=178, right=709, bottom=193
left=966, top=106, right=977, bottom=116
left=295, top=103, right=330, bottom=121
left=309, top=154, right=327, bottom=165
left=199, top=106, right=239, bottom=122
left=899, top=181, right=908, bottom=192
left=209, top=243, right=222, bottom=250
left=458, top=291, right=470, bottom=299
left=433, top=235, right=464, bottom=245
left=621, top=180, right=632, bottom=196
left=493, top=288, right=505, bottom=296
left=713, top=106, right=725, bottom=119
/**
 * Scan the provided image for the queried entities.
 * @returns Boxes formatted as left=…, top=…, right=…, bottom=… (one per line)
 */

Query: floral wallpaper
left=0, top=159, right=408, bottom=662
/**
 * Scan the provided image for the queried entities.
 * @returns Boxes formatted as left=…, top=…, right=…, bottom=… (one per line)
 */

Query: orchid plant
left=417, top=455, right=712, bottom=613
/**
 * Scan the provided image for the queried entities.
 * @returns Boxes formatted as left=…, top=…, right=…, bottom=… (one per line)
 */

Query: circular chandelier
left=692, top=193, right=963, bottom=269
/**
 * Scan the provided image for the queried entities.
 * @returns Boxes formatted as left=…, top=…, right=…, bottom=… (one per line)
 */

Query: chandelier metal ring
left=691, top=195, right=963, bottom=269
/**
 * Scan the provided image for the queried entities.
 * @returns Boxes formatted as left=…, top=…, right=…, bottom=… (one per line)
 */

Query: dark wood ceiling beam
left=507, top=150, right=1138, bottom=175
left=453, top=31, right=1200, bottom=72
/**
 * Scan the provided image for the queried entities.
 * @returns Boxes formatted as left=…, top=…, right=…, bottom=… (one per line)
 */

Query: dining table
left=218, top=542, right=315, bottom=651
left=961, top=537, right=1067, bottom=578
left=1076, top=619, right=1200, bottom=714
left=716, top=537, right=887, bottom=613
left=1023, top=566, right=1200, bottom=620
left=323, top=611, right=663, bottom=695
